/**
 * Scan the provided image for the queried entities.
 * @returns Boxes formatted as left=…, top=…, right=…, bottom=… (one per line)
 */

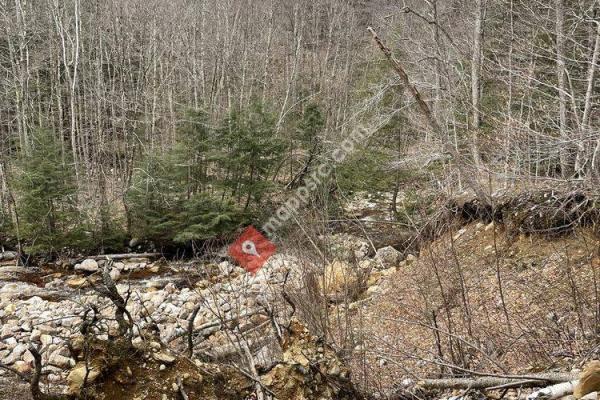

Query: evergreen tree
left=172, top=110, right=213, bottom=198
left=297, top=103, right=324, bottom=146
left=288, top=103, right=325, bottom=188
left=214, top=102, right=284, bottom=209
left=12, top=129, right=80, bottom=253
left=126, top=102, right=284, bottom=248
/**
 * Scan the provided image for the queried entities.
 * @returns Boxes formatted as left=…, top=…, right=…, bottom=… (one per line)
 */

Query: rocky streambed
left=0, top=234, right=403, bottom=399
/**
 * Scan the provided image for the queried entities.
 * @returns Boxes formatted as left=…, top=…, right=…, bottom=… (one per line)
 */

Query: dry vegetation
left=3, top=0, right=600, bottom=399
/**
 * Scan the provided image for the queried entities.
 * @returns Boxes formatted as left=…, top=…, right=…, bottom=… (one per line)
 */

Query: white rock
left=114, top=262, right=125, bottom=271
left=110, top=268, right=120, bottom=282
left=22, top=350, right=34, bottom=363
left=40, top=334, right=53, bottom=347
left=218, top=261, right=234, bottom=275
left=30, top=330, right=41, bottom=342
left=405, top=254, right=418, bottom=264
left=153, top=351, right=176, bottom=364
left=75, top=259, right=98, bottom=272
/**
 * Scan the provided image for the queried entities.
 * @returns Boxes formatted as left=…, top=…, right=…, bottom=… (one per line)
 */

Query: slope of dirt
left=347, top=221, right=600, bottom=394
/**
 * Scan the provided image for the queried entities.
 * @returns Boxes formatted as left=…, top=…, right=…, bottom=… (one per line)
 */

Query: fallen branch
left=419, top=373, right=577, bottom=390
left=526, top=380, right=578, bottom=400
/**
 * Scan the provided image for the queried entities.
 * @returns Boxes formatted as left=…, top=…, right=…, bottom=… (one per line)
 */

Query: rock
left=49, top=354, right=73, bottom=369
left=114, top=262, right=125, bottom=271
left=152, top=351, right=175, bottom=364
left=374, top=246, right=401, bottom=269
left=132, top=337, right=145, bottom=349
left=29, top=330, right=41, bottom=342
left=4, top=303, right=16, bottom=315
left=320, top=260, right=358, bottom=298
left=325, top=234, right=370, bottom=261
left=11, top=343, right=27, bottom=359
left=4, top=337, right=17, bottom=348
left=367, top=272, right=382, bottom=287
left=1, top=323, right=17, bottom=339
left=149, top=342, right=161, bottom=351
left=367, top=285, right=383, bottom=295
left=405, top=254, right=418, bottom=264
left=67, top=363, right=102, bottom=394
left=13, top=360, right=32, bottom=375
left=22, top=350, right=34, bottom=363
left=159, top=364, right=166, bottom=371
left=218, top=261, right=234, bottom=275
left=66, top=277, right=88, bottom=288
left=40, top=334, right=53, bottom=347
left=261, top=318, right=360, bottom=399
left=75, top=259, right=98, bottom=272
left=110, top=268, right=121, bottom=282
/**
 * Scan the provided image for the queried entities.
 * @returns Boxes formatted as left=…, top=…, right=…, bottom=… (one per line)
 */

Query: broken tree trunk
left=419, top=372, right=577, bottom=390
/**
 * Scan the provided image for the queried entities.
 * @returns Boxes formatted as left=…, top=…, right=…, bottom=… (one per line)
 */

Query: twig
left=177, top=376, right=189, bottom=400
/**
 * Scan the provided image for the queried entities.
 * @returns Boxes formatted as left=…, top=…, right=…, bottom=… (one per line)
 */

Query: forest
left=2, top=1, right=600, bottom=400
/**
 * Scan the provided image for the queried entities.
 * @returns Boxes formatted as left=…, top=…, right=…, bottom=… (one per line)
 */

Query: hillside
left=0, top=190, right=599, bottom=399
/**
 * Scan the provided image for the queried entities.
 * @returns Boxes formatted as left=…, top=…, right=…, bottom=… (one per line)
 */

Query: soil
left=346, top=221, right=600, bottom=394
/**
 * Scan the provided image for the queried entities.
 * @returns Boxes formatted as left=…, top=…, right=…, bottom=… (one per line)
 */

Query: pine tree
left=12, top=129, right=80, bottom=253
left=214, top=102, right=284, bottom=209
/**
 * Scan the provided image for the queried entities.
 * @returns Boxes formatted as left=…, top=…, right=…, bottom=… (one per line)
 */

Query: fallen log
left=419, top=372, right=577, bottom=390
left=527, top=380, right=578, bottom=400
left=83, top=253, right=161, bottom=261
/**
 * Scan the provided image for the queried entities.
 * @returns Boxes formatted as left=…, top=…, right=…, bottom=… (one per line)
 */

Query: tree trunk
left=556, top=0, right=570, bottom=178
left=471, top=0, right=484, bottom=169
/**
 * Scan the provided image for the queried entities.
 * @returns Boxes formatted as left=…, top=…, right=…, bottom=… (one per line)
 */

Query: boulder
left=109, top=268, right=120, bottom=282
left=75, top=259, right=98, bottom=272
left=325, top=234, right=370, bottom=261
left=374, top=246, right=401, bottom=269
left=320, top=260, right=359, bottom=301
left=67, top=363, right=102, bottom=394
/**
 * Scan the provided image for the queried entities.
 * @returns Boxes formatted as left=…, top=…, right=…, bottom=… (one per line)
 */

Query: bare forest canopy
left=1, top=0, right=600, bottom=256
